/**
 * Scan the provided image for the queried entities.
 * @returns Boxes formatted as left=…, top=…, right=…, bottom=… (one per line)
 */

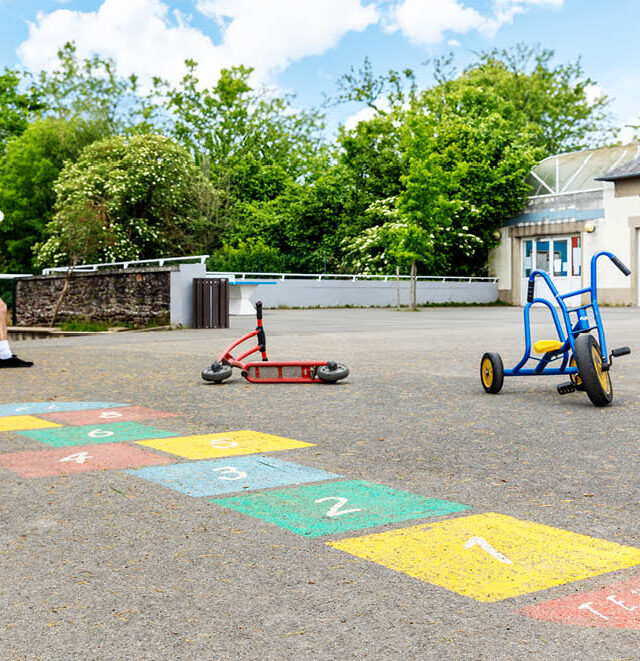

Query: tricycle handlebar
left=609, top=254, right=631, bottom=276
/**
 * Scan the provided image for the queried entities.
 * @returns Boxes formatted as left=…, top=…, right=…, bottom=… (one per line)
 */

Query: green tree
left=427, top=44, right=617, bottom=156
left=32, top=42, right=145, bottom=133
left=0, top=118, right=109, bottom=273
left=0, top=68, right=43, bottom=155
left=34, top=134, right=217, bottom=267
left=163, top=62, right=326, bottom=235
left=399, top=87, right=541, bottom=275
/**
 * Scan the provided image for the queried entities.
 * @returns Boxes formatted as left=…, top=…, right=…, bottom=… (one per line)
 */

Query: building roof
left=595, top=154, right=640, bottom=181
left=528, top=143, right=640, bottom=196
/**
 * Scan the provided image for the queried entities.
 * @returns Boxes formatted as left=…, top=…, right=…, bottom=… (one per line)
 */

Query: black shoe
left=0, top=354, right=33, bottom=368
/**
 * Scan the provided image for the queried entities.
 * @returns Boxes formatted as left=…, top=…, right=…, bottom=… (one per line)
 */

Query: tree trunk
left=396, top=264, right=400, bottom=310
left=410, top=260, right=417, bottom=311
left=50, top=265, right=74, bottom=328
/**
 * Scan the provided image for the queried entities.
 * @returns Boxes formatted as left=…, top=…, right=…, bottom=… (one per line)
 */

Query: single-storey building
left=490, top=143, right=640, bottom=305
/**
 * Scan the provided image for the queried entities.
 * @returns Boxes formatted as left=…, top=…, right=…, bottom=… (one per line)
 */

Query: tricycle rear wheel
left=480, top=352, right=504, bottom=394
left=573, top=334, right=612, bottom=406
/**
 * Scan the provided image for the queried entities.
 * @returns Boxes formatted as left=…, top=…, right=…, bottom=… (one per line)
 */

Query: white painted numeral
left=463, top=536, right=512, bottom=564
left=60, top=451, right=92, bottom=464
left=210, top=439, right=238, bottom=449
left=578, top=602, right=609, bottom=620
left=315, top=496, right=362, bottom=518
left=99, top=411, right=123, bottom=419
left=87, top=429, right=114, bottom=438
left=212, top=467, right=247, bottom=480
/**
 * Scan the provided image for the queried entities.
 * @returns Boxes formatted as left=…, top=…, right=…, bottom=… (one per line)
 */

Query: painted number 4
left=463, top=536, right=512, bottom=564
left=60, top=451, right=92, bottom=464
left=315, top=496, right=362, bottom=518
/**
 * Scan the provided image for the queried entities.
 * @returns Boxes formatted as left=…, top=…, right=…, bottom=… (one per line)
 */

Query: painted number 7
left=315, top=496, right=362, bottom=518
left=463, top=536, right=512, bottom=564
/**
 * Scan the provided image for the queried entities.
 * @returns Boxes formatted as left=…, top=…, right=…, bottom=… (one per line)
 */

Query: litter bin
left=193, top=278, right=229, bottom=328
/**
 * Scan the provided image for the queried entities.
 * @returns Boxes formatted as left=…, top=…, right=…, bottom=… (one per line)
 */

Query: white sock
left=0, top=340, right=12, bottom=359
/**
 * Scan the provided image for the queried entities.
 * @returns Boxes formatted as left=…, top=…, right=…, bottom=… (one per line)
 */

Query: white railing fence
left=41, top=255, right=209, bottom=275
left=206, top=271, right=497, bottom=283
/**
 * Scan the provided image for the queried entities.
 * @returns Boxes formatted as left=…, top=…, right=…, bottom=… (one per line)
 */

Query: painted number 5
left=210, top=439, right=238, bottom=449
left=315, top=496, right=362, bottom=518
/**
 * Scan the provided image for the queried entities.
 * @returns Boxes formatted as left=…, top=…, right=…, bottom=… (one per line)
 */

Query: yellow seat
left=533, top=340, right=564, bottom=354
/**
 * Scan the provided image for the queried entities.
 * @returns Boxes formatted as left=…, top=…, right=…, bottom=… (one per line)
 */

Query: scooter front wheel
left=480, top=352, right=504, bottom=394
left=316, top=362, right=349, bottom=383
left=573, top=334, right=612, bottom=406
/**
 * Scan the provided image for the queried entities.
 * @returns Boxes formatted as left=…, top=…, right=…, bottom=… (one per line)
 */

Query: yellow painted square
left=136, top=429, right=314, bottom=459
left=328, top=512, right=640, bottom=602
left=0, top=415, right=62, bottom=432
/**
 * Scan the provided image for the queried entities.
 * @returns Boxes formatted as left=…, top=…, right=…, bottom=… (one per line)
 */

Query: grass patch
left=58, top=316, right=170, bottom=332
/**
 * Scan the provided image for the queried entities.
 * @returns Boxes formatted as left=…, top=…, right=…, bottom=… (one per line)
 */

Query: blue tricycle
left=480, top=251, right=631, bottom=406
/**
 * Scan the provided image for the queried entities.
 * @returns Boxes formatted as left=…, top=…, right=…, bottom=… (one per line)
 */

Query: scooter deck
left=241, top=361, right=327, bottom=383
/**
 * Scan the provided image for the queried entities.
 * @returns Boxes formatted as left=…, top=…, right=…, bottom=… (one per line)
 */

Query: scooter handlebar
left=610, top=255, right=631, bottom=276
left=255, top=300, right=263, bottom=320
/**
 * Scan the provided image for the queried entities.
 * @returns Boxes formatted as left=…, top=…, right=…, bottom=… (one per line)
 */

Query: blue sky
left=1, top=0, right=638, bottom=141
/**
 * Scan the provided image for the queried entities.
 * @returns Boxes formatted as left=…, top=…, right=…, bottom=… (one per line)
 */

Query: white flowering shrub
left=34, top=134, right=216, bottom=267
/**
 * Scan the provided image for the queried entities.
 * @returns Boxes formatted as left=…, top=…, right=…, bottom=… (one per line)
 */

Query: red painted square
left=0, top=443, right=174, bottom=478
left=40, top=406, right=178, bottom=426
left=521, top=576, right=640, bottom=630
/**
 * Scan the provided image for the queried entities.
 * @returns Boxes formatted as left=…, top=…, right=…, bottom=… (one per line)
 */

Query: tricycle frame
left=507, top=250, right=628, bottom=379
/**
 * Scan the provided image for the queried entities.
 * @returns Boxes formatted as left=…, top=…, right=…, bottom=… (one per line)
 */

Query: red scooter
left=201, top=301, right=349, bottom=384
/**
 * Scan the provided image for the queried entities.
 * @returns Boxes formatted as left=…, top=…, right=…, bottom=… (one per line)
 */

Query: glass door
left=521, top=236, right=581, bottom=305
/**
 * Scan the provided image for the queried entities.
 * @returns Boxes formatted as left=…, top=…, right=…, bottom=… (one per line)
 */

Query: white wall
left=250, top=279, right=497, bottom=309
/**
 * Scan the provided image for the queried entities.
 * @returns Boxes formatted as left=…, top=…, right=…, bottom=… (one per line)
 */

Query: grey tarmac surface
left=1, top=305, right=640, bottom=660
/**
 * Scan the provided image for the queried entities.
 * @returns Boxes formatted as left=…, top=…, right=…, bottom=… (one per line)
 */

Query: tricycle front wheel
left=573, top=334, right=613, bottom=406
left=480, top=352, right=504, bottom=394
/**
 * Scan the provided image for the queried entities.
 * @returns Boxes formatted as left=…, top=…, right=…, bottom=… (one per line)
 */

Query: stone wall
left=15, top=268, right=171, bottom=326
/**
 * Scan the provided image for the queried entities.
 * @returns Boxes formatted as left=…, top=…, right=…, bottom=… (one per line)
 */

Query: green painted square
left=16, top=422, right=177, bottom=447
left=211, top=480, right=470, bottom=537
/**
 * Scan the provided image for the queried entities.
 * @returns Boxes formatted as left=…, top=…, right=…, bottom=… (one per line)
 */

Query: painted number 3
left=315, top=496, right=362, bottom=518
left=212, top=467, right=247, bottom=480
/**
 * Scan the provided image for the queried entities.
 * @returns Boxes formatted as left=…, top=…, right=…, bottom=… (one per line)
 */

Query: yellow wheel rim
left=592, top=344, right=612, bottom=394
left=481, top=357, right=494, bottom=389
left=569, top=357, right=583, bottom=386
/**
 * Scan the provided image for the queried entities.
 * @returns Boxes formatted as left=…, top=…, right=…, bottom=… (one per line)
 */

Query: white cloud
left=195, top=0, right=378, bottom=79
left=388, top=0, right=564, bottom=45
left=16, top=0, right=378, bottom=89
left=18, top=0, right=224, bottom=87
left=343, top=97, right=391, bottom=131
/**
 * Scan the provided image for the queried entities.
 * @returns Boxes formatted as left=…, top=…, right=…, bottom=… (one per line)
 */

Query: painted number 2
left=315, top=496, right=362, bottom=518
left=463, top=536, right=512, bottom=564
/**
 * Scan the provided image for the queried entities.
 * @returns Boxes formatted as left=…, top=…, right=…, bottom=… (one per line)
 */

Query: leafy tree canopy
left=33, top=134, right=217, bottom=267
left=0, top=117, right=109, bottom=273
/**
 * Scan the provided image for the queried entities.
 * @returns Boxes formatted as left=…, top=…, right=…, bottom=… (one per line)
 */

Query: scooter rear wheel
left=573, top=334, right=612, bottom=406
left=480, top=352, right=504, bottom=394
left=317, top=362, right=349, bottom=383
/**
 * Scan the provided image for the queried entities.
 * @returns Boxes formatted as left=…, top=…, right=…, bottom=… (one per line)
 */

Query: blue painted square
left=0, top=401, right=128, bottom=417
left=126, top=455, right=343, bottom=498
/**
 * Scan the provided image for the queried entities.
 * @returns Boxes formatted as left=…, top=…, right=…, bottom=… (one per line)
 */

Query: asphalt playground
left=2, top=305, right=640, bottom=660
